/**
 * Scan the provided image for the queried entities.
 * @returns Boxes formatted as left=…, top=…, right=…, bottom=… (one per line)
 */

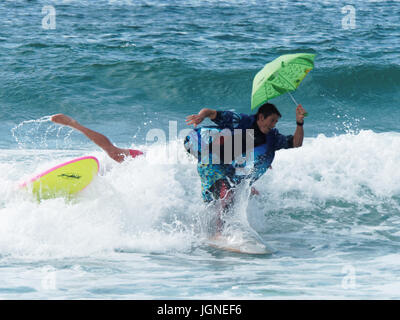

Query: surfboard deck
left=207, top=236, right=271, bottom=255
left=20, top=156, right=99, bottom=200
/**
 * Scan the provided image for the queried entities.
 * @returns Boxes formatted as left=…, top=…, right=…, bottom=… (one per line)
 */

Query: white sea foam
left=254, top=130, right=400, bottom=202
left=0, top=130, right=399, bottom=260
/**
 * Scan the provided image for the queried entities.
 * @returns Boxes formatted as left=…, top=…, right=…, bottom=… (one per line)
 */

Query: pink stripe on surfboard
left=19, top=156, right=100, bottom=188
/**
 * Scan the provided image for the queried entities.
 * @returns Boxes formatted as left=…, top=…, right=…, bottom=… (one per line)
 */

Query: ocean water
left=1, top=0, right=400, bottom=299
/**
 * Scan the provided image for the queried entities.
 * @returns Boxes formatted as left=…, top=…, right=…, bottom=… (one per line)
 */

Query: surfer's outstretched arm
left=51, top=114, right=132, bottom=163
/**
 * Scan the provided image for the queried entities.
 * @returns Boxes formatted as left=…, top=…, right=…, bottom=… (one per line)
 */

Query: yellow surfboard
left=20, top=156, right=99, bottom=200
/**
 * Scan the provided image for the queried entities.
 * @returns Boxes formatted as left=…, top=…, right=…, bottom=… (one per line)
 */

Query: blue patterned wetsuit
left=184, top=111, right=294, bottom=202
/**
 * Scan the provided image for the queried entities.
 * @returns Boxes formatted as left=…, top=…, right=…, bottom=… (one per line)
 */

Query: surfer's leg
left=51, top=114, right=131, bottom=163
left=210, top=178, right=235, bottom=234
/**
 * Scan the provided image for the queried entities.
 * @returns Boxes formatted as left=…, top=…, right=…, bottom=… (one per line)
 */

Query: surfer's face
left=257, top=113, right=279, bottom=134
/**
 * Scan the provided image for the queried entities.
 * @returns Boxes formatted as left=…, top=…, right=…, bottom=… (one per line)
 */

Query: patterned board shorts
left=197, top=163, right=236, bottom=202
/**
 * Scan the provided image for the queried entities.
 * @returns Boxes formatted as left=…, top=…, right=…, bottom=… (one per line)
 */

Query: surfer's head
left=255, top=103, right=281, bottom=134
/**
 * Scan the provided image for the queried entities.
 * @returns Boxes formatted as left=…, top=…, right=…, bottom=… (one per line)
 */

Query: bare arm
left=185, top=108, right=217, bottom=127
left=51, top=114, right=131, bottom=163
left=293, top=104, right=306, bottom=148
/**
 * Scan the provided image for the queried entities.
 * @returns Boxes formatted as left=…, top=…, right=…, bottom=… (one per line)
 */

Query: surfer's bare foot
left=209, top=232, right=222, bottom=241
left=51, top=114, right=79, bottom=128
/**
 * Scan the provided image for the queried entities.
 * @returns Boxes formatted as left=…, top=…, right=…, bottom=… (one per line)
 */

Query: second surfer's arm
left=211, top=110, right=242, bottom=128
left=198, top=108, right=217, bottom=120
left=186, top=109, right=242, bottom=128
left=293, top=104, right=306, bottom=148
left=185, top=108, right=217, bottom=127
left=293, top=124, right=304, bottom=148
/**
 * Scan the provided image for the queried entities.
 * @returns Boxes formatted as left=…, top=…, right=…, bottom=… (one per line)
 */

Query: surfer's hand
left=296, top=104, right=307, bottom=124
left=186, top=108, right=218, bottom=127
left=185, top=114, right=205, bottom=127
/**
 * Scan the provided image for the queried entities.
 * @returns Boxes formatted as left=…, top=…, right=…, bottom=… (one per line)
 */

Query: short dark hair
left=256, top=102, right=282, bottom=120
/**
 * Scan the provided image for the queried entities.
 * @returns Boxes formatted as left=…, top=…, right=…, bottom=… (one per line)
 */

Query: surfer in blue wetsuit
left=184, top=102, right=306, bottom=225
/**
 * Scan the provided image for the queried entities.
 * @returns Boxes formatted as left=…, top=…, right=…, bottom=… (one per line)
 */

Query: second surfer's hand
left=186, top=108, right=217, bottom=127
left=185, top=113, right=205, bottom=127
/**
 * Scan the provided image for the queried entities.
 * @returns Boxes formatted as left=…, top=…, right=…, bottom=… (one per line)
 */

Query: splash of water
left=11, top=116, right=76, bottom=150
